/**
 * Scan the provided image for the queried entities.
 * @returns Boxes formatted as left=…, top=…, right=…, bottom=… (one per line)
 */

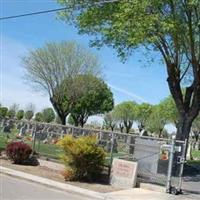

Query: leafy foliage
left=23, top=41, right=101, bottom=125
left=57, top=0, right=200, bottom=141
left=159, top=96, right=178, bottom=125
left=146, top=105, right=167, bottom=137
left=7, top=110, right=15, bottom=119
left=6, top=142, right=32, bottom=164
left=58, top=135, right=106, bottom=181
left=42, top=107, right=55, bottom=123
left=113, top=101, right=137, bottom=133
left=136, top=103, right=153, bottom=131
left=34, top=112, right=43, bottom=122
left=24, top=110, right=34, bottom=121
left=69, top=74, right=114, bottom=127
left=16, top=110, right=24, bottom=120
left=103, top=111, right=117, bottom=131
left=0, top=107, right=8, bottom=118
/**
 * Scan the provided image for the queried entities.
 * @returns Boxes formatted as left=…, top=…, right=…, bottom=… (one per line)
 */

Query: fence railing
left=0, top=118, right=187, bottom=193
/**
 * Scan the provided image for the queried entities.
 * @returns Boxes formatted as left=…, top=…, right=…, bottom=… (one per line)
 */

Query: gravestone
left=106, top=138, right=118, bottom=153
left=35, top=131, right=47, bottom=141
left=2, top=125, right=11, bottom=133
left=19, top=126, right=26, bottom=136
left=16, top=123, right=22, bottom=130
left=134, top=138, right=160, bottom=175
left=127, top=136, right=135, bottom=154
left=110, top=158, right=138, bottom=188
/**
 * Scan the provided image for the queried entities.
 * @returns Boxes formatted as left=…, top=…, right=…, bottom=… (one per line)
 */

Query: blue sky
left=1, top=0, right=171, bottom=112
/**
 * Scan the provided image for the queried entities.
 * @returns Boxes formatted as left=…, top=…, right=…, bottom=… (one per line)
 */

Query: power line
left=0, top=7, right=70, bottom=21
left=0, top=0, right=119, bottom=21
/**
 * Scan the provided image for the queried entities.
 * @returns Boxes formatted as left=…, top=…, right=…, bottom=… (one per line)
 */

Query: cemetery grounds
left=0, top=121, right=200, bottom=193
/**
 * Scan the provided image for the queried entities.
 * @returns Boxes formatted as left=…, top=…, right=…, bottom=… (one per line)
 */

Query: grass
left=192, top=150, right=200, bottom=160
left=36, top=141, right=63, bottom=159
left=0, top=129, right=63, bottom=160
left=0, top=134, right=8, bottom=152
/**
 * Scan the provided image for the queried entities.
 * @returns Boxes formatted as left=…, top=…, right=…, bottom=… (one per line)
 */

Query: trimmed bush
left=58, top=135, right=106, bottom=181
left=6, top=141, right=32, bottom=164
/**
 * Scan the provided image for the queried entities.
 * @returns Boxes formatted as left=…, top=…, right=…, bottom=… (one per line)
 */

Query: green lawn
left=35, top=141, right=63, bottom=159
left=0, top=130, right=63, bottom=160
left=0, top=134, right=8, bottom=152
left=0, top=130, right=17, bottom=152
left=192, top=150, right=200, bottom=160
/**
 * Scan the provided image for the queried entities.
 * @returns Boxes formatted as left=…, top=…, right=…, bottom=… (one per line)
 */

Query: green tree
left=146, top=105, right=167, bottom=138
left=34, top=112, right=43, bottom=122
left=57, top=0, right=200, bottom=141
left=103, top=111, right=117, bottom=131
left=42, top=107, right=55, bottom=123
left=69, top=75, right=114, bottom=127
left=136, top=103, right=153, bottom=132
left=159, top=96, right=178, bottom=125
left=67, top=114, right=75, bottom=126
left=0, top=107, right=8, bottom=118
left=113, top=101, right=137, bottom=133
left=7, top=110, right=15, bottom=119
left=192, top=114, right=200, bottom=149
left=16, top=110, right=24, bottom=120
left=7, top=103, right=19, bottom=119
left=23, top=41, right=101, bottom=125
left=24, top=110, right=34, bottom=121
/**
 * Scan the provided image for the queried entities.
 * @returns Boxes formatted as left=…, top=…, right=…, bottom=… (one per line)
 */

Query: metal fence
left=0, top=118, right=187, bottom=194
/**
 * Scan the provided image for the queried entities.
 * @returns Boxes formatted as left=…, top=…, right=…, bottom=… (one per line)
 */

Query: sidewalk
left=0, top=166, right=199, bottom=200
left=107, top=188, right=199, bottom=200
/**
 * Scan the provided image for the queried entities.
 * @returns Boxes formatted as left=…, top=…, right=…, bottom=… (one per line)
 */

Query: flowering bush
left=6, top=141, right=32, bottom=164
left=58, top=135, right=106, bottom=181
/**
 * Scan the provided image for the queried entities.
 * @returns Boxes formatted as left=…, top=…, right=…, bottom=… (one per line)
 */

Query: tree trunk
left=61, top=116, right=66, bottom=125
left=176, top=116, right=193, bottom=141
left=119, top=124, right=124, bottom=133
left=50, top=97, right=67, bottom=125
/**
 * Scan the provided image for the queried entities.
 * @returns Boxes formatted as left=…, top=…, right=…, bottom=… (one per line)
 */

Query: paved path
left=182, top=175, right=200, bottom=194
left=108, top=189, right=200, bottom=200
left=0, top=175, right=92, bottom=200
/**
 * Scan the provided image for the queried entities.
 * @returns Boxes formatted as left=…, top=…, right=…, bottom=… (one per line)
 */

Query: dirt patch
left=0, top=158, right=122, bottom=193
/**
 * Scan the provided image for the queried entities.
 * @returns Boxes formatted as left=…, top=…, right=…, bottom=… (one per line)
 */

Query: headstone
left=2, top=125, right=11, bottom=133
left=17, top=123, right=22, bottom=130
left=31, top=127, right=35, bottom=137
left=19, top=126, right=26, bottom=136
left=127, top=136, right=135, bottom=154
left=106, top=138, right=118, bottom=153
left=110, top=158, right=138, bottom=188
left=134, top=138, right=160, bottom=175
left=35, top=131, right=47, bottom=141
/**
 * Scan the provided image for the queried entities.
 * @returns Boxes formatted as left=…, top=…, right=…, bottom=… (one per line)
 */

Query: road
left=0, top=175, right=95, bottom=200
left=0, top=174, right=199, bottom=200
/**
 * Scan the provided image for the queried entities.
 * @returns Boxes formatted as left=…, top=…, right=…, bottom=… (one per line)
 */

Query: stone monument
left=110, top=158, right=138, bottom=188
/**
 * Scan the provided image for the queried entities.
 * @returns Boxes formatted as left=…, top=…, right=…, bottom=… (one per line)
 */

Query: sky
left=0, top=0, right=171, bottom=113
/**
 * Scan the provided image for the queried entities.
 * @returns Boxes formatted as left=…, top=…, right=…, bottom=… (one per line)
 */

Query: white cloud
left=108, top=83, right=148, bottom=103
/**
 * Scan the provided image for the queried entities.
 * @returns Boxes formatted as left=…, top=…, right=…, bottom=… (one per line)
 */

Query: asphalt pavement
left=0, top=174, right=93, bottom=200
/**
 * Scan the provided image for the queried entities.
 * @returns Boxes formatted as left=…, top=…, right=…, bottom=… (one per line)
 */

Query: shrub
left=6, top=141, right=32, bottom=164
left=58, top=135, right=106, bottom=181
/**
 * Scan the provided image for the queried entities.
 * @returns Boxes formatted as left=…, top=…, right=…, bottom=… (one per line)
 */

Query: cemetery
left=1, top=0, right=200, bottom=199
left=0, top=117, right=199, bottom=196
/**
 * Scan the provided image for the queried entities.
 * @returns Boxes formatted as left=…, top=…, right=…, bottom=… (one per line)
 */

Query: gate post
left=177, top=139, right=187, bottom=193
left=109, top=132, right=114, bottom=175
left=166, top=135, right=176, bottom=193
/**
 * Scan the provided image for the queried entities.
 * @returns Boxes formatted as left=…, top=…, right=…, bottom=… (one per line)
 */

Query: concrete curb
left=0, top=166, right=105, bottom=199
